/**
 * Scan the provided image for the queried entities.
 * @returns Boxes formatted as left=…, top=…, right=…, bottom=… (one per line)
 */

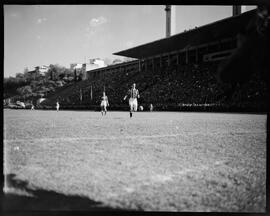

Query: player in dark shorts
left=123, top=83, right=140, bottom=118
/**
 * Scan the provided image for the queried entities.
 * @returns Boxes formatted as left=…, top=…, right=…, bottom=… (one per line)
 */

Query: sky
left=4, top=5, right=256, bottom=77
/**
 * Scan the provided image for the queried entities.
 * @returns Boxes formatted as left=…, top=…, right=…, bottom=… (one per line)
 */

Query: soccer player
left=100, top=91, right=109, bottom=116
left=56, top=101, right=60, bottom=112
left=123, top=83, right=140, bottom=118
left=149, top=103, right=153, bottom=112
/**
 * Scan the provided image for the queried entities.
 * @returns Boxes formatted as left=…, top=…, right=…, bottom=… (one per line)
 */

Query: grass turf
left=3, top=109, right=266, bottom=211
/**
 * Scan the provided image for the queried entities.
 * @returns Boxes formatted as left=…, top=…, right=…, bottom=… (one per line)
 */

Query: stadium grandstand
left=41, top=8, right=267, bottom=112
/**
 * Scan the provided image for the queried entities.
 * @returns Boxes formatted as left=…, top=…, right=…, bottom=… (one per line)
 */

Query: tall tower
left=232, top=5, right=242, bottom=16
left=165, top=5, right=176, bottom=37
left=165, top=5, right=171, bottom=37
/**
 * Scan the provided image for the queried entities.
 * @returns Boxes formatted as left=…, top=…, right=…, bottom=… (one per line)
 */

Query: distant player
left=100, top=92, right=109, bottom=116
left=149, top=103, right=153, bottom=112
left=123, top=83, right=140, bottom=118
left=31, top=104, right=35, bottom=110
left=56, top=101, right=60, bottom=112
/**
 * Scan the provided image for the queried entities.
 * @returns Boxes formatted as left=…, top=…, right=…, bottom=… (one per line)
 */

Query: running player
left=123, top=83, right=140, bottom=118
left=100, top=91, right=109, bottom=116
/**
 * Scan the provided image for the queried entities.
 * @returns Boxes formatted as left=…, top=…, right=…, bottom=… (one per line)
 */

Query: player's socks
left=130, top=112, right=132, bottom=118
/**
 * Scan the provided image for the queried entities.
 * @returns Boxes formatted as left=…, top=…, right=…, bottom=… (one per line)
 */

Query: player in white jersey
left=56, top=101, right=60, bottom=112
left=149, top=103, right=153, bottom=112
left=30, top=101, right=35, bottom=110
left=100, top=92, right=109, bottom=116
left=123, top=83, right=140, bottom=118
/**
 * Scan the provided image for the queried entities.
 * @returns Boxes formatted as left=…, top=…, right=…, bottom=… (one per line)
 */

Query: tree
left=48, top=64, right=68, bottom=81
left=48, top=64, right=57, bottom=80
left=17, top=85, right=33, bottom=98
left=15, top=73, right=24, bottom=79
left=59, top=73, right=65, bottom=80
left=64, top=68, right=73, bottom=77
left=30, top=80, right=39, bottom=88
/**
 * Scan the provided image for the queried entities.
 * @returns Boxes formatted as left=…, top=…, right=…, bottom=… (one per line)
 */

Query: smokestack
left=165, top=5, right=171, bottom=37
left=165, top=5, right=176, bottom=37
left=232, top=5, right=242, bottom=16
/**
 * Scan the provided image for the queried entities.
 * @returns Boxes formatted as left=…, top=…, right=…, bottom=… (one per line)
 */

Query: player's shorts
left=129, top=98, right=138, bottom=111
left=100, top=101, right=107, bottom=107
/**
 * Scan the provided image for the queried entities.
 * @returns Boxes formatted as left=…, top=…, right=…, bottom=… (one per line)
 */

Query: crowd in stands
left=139, top=62, right=224, bottom=106
left=41, top=60, right=267, bottom=112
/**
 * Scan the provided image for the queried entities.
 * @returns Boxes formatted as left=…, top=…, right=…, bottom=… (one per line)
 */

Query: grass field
left=3, top=109, right=266, bottom=212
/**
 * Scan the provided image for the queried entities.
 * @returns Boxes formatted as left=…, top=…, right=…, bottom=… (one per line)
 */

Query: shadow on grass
left=3, top=174, right=126, bottom=211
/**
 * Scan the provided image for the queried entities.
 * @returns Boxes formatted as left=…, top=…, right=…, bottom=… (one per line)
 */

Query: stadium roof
left=113, top=9, right=256, bottom=59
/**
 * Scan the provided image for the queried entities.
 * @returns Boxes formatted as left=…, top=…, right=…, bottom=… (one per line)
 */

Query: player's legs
left=101, top=105, right=104, bottom=115
left=104, top=105, right=107, bottom=115
left=129, top=104, right=133, bottom=117
left=129, top=98, right=133, bottom=117
left=133, top=99, right=138, bottom=112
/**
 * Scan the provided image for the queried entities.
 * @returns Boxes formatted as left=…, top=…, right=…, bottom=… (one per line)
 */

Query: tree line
left=4, top=64, right=75, bottom=102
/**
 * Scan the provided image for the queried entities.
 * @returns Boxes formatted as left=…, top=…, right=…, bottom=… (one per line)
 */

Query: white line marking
left=175, top=168, right=194, bottom=175
left=3, top=133, right=186, bottom=143
left=4, top=130, right=265, bottom=143
left=123, top=187, right=135, bottom=193
left=152, top=174, right=173, bottom=183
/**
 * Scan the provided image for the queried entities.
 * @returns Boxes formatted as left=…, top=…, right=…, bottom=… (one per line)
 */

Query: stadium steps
left=42, top=80, right=92, bottom=105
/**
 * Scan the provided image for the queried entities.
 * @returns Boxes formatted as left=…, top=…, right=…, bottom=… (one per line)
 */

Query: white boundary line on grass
left=4, top=133, right=185, bottom=143
left=4, top=130, right=265, bottom=143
